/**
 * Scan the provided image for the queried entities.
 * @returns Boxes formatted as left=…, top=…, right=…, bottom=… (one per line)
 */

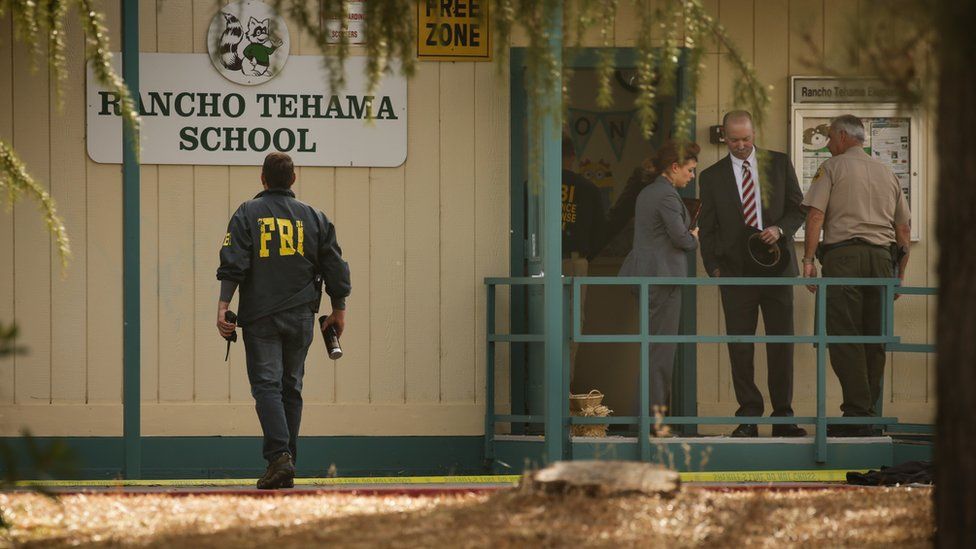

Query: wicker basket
left=569, top=390, right=604, bottom=411
left=569, top=390, right=611, bottom=437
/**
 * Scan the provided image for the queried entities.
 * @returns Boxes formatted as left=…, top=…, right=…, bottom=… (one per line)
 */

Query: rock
left=526, top=460, right=680, bottom=497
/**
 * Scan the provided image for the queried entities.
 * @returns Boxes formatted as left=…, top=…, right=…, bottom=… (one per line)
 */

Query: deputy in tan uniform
left=800, top=114, right=911, bottom=437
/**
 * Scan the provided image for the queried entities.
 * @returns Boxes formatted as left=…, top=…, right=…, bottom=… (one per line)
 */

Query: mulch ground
left=0, top=485, right=933, bottom=548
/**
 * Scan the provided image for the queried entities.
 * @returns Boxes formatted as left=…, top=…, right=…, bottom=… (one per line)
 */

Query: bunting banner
left=599, top=111, right=634, bottom=161
left=567, top=107, right=637, bottom=161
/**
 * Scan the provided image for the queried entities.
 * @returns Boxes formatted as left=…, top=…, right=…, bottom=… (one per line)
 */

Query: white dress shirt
left=731, top=149, right=764, bottom=230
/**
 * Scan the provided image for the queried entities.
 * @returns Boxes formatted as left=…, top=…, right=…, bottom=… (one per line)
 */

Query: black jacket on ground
left=217, top=188, right=351, bottom=325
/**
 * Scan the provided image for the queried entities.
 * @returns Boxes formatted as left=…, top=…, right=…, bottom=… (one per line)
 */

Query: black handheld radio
left=223, top=310, right=238, bottom=361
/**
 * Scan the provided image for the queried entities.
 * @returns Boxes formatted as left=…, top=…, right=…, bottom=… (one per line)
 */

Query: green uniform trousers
left=822, top=244, right=893, bottom=417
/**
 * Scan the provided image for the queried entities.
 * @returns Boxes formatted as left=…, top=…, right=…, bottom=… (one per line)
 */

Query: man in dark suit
left=698, top=111, right=806, bottom=438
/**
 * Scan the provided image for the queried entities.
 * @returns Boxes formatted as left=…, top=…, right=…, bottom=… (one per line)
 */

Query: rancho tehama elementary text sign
left=87, top=54, right=407, bottom=167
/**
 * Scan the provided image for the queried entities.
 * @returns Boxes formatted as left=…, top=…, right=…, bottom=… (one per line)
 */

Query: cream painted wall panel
left=50, top=7, right=88, bottom=403
left=439, top=62, right=477, bottom=403
left=612, top=1, right=635, bottom=47
left=140, top=0, right=157, bottom=51
left=193, top=166, right=231, bottom=401
left=82, top=0, right=122, bottom=408
left=0, top=12, right=14, bottom=404
left=227, top=166, right=262, bottom=402
left=891, top=106, right=930, bottom=407
left=789, top=0, right=823, bottom=73
left=139, top=0, right=160, bottom=405
left=192, top=0, right=214, bottom=53
left=296, top=167, right=338, bottom=404
left=87, top=0, right=123, bottom=404
left=474, top=62, right=510, bottom=406
left=4, top=403, right=480, bottom=436
left=140, top=165, right=160, bottom=403
left=719, top=0, right=754, bottom=57
left=12, top=25, right=52, bottom=406
left=0, top=405, right=121, bottom=436
left=190, top=4, right=232, bottom=403
left=566, top=0, right=611, bottom=47
left=754, top=0, right=789, bottom=150
left=156, top=0, right=194, bottom=52
left=368, top=166, right=406, bottom=403
left=404, top=63, right=441, bottom=403
left=154, top=0, right=194, bottom=404
left=87, top=167, right=122, bottom=403
left=141, top=403, right=486, bottom=436
left=156, top=166, right=195, bottom=402
left=695, top=55, right=721, bottom=407
left=85, top=165, right=124, bottom=404
left=823, top=0, right=859, bottom=73
left=701, top=0, right=720, bottom=54
left=334, top=168, right=371, bottom=402
left=295, top=0, right=319, bottom=54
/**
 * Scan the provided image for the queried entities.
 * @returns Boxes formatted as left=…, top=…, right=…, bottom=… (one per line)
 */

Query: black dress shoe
left=841, top=425, right=875, bottom=437
left=827, top=425, right=874, bottom=437
left=772, top=424, right=807, bottom=437
left=730, top=424, right=758, bottom=437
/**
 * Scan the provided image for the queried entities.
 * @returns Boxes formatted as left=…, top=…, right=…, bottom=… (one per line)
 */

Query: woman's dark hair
left=644, top=140, right=701, bottom=178
left=262, top=152, right=295, bottom=189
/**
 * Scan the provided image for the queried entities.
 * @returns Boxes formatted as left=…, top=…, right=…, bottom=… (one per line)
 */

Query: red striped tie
left=741, top=160, right=759, bottom=229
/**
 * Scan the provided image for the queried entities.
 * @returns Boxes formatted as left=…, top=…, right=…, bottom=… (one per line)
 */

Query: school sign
left=86, top=54, right=407, bottom=167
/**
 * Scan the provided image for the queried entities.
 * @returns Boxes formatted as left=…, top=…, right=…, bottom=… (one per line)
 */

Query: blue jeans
left=243, top=304, right=316, bottom=463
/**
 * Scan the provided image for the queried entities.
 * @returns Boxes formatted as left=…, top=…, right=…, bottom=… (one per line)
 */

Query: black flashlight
left=318, top=315, right=343, bottom=360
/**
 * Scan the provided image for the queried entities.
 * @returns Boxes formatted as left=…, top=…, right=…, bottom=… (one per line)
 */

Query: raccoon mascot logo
left=207, top=1, right=290, bottom=85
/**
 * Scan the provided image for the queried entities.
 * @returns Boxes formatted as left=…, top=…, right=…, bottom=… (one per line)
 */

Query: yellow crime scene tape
left=16, top=470, right=859, bottom=488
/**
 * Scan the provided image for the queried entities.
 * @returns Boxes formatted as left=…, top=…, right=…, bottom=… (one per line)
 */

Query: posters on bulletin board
left=799, top=117, right=912, bottom=206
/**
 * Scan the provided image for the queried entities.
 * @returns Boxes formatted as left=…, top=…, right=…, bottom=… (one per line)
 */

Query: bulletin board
left=789, top=104, right=923, bottom=242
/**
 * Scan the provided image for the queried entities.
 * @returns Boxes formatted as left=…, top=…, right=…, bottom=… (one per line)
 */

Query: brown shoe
left=256, top=452, right=295, bottom=490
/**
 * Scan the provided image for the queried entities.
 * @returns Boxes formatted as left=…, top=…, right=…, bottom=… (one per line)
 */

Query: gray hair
left=722, top=110, right=753, bottom=128
left=831, top=114, right=866, bottom=143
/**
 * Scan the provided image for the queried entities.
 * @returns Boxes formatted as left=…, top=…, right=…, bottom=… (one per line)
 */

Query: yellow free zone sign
left=417, top=0, right=491, bottom=61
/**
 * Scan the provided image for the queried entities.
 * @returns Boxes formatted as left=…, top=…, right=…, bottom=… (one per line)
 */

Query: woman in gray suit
left=619, top=141, right=700, bottom=429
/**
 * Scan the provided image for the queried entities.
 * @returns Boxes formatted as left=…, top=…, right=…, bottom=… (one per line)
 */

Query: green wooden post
left=639, top=283, right=650, bottom=461
left=484, top=284, right=496, bottom=464
left=815, top=281, right=827, bottom=463
left=121, top=0, right=142, bottom=479
left=542, top=3, right=565, bottom=463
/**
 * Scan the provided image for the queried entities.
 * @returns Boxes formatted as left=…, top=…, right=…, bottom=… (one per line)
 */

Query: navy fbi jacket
left=217, top=188, right=351, bottom=325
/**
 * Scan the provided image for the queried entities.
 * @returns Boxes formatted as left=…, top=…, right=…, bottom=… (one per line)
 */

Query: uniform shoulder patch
left=811, top=165, right=825, bottom=184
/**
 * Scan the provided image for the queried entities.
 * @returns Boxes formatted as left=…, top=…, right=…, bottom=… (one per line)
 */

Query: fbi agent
left=216, top=152, right=351, bottom=488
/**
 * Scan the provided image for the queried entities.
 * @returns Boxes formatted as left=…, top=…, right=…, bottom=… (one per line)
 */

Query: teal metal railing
left=484, top=276, right=936, bottom=465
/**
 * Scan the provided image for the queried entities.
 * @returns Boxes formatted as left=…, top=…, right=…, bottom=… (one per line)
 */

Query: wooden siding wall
left=0, top=0, right=510, bottom=436
left=688, top=0, right=935, bottom=427
left=568, top=0, right=934, bottom=429
left=1, top=0, right=934, bottom=437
